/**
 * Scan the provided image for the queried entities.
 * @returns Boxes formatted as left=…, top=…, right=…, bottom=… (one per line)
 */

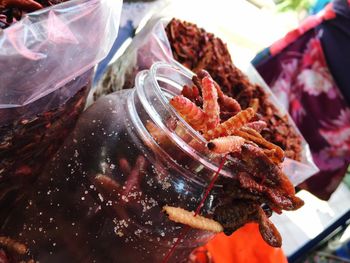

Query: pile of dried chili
left=165, top=18, right=302, bottom=161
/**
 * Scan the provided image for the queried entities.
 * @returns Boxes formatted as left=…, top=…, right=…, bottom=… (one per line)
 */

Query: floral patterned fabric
left=253, top=1, right=350, bottom=200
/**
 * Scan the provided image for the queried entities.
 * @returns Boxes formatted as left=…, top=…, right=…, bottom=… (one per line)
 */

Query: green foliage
left=275, top=0, right=315, bottom=12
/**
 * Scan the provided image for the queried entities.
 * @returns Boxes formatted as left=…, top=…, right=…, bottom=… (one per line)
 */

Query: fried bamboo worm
left=145, top=122, right=169, bottom=145
left=195, top=70, right=241, bottom=113
left=170, top=95, right=207, bottom=132
left=234, top=130, right=284, bottom=162
left=163, top=205, right=223, bottom=233
left=122, top=156, right=146, bottom=195
left=202, top=76, right=220, bottom=130
left=0, top=236, right=27, bottom=255
left=249, top=98, right=259, bottom=112
left=119, top=158, right=131, bottom=175
left=207, top=136, right=245, bottom=154
left=93, top=174, right=121, bottom=198
left=205, top=107, right=255, bottom=140
left=181, top=84, right=201, bottom=105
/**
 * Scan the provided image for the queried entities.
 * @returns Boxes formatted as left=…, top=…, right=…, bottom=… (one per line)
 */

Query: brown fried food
left=0, top=236, right=27, bottom=255
left=237, top=172, right=303, bottom=211
left=167, top=56, right=303, bottom=248
left=170, top=95, right=207, bottom=132
left=204, top=108, right=255, bottom=140
left=249, top=98, right=259, bottom=112
left=213, top=200, right=282, bottom=247
left=234, top=129, right=285, bottom=163
left=256, top=206, right=282, bottom=247
left=240, top=144, right=295, bottom=196
left=201, top=76, right=220, bottom=130
left=245, top=120, right=267, bottom=133
left=195, top=70, right=241, bottom=114
left=207, top=136, right=244, bottom=154
left=163, top=205, right=223, bottom=233
left=165, top=18, right=303, bottom=161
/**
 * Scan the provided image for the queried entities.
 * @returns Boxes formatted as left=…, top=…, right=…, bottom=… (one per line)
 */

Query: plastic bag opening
left=0, top=0, right=122, bottom=109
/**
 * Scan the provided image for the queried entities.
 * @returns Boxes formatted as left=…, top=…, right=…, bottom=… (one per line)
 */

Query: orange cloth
left=193, top=224, right=288, bottom=263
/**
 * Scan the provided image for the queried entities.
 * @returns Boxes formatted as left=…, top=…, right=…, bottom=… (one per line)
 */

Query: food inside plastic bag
left=0, top=0, right=122, bottom=217
left=0, top=0, right=68, bottom=29
left=95, top=16, right=319, bottom=186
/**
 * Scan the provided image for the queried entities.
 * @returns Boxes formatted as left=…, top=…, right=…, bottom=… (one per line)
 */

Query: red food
left=201, top=76, right=220, bottom=130
left=168, top=68, right=304, bottom=248
left=207, top=136, right=244, bottom=154
left=204, top=108, right=255, bottom=140
left=165, top=18, right=302, bottom=161
left=170, top=95, right=207, bottom=132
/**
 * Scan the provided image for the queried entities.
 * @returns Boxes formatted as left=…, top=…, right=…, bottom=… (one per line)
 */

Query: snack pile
left=165, top=70, right=304, bottom=247
left=165, top=18, right=302, bottom=162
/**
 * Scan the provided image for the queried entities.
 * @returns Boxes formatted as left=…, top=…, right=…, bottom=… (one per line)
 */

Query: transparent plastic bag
left=95, top=16, right=319, bottom=185
left=93, top=17, right=173, bottom=99
left=0, top=0, right=122, bottom=210
left=0, top=0, right=122, bottom=107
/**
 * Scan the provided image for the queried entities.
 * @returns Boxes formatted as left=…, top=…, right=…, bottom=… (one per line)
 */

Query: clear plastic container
left=1, top=62, right=230, bottom=262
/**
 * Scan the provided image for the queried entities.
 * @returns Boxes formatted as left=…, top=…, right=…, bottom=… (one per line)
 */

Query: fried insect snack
left=207, top=136, right=245, bottom=154
left=0, top=236, right=27, bottom=255
left=204, top=107, right=255, bottom=140
left=163, top=206, right=223, bottom=233
left=166, top=18, right=303, bottom=161
left=163, top=70, right=304, bottom=247
left=170, top=95, right=207, bottom=132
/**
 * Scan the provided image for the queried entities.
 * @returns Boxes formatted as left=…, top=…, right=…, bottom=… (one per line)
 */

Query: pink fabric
left=270, top=3, right=336, bottom=56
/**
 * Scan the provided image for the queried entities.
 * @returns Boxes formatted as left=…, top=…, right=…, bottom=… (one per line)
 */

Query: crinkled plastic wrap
left=244, top=64, right=319, bottom=185
left=94, top=17, right=319, bottom=186
left=0, top=0, right=122, bottom=212
left=0, top=0, right=122, bottom=108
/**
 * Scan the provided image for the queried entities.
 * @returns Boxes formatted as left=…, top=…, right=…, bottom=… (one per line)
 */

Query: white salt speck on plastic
left=134, top=229, right=142, bottom=237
